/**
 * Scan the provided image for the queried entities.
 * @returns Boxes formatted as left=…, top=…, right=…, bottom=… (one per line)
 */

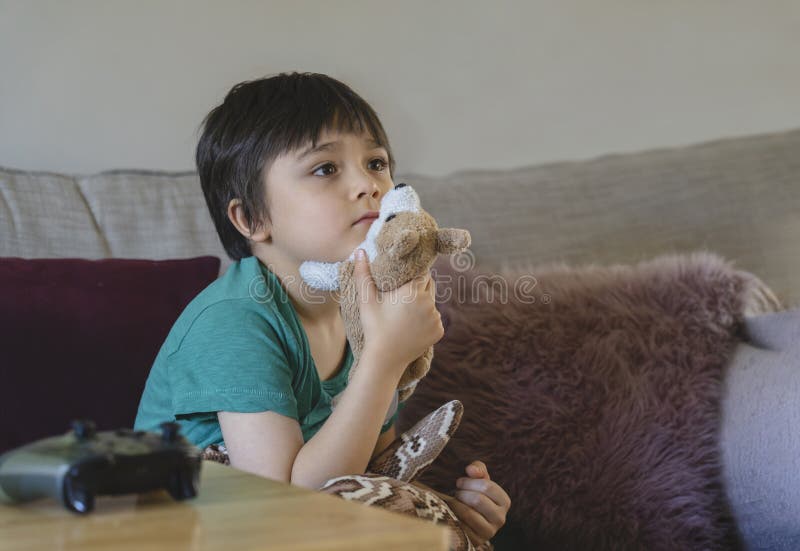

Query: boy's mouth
left=353, top=211, right=379, bottom=225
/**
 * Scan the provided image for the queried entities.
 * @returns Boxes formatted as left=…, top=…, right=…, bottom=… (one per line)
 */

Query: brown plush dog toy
left=299, top=182, right=471, bottom=402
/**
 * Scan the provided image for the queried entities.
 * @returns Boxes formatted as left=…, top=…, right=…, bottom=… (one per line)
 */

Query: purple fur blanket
left=399, top=251, right=781, bottom=550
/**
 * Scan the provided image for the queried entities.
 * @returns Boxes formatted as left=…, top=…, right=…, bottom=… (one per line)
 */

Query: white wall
left=1, top=0, right=799, bottom=177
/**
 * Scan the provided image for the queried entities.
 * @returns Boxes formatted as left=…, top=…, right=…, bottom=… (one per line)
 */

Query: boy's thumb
left=353, top=249, right=375, bottom=303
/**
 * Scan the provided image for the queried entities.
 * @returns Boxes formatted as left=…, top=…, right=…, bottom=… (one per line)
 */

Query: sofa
left=2, top=127, right=799, bottom=549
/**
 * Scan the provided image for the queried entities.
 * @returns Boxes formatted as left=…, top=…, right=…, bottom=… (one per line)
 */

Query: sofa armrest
left=720, top=307, right=800, bottom=549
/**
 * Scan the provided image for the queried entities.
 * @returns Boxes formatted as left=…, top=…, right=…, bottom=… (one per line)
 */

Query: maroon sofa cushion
left=0, top=256, right=221, bottom=453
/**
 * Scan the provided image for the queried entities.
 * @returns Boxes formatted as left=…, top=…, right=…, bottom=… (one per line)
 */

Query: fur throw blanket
left=399, top=251, right=782, bottom=550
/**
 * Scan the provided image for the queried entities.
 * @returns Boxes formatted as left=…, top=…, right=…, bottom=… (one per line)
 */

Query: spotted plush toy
left=319, top=399, right=493, bottom=551
left=203, top=399, right=492, bottom=551
left=299, top=182, right=471, bottom=402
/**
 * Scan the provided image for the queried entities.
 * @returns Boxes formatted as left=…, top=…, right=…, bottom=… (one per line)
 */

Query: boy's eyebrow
left=296, top=138, right=386, bottom=162
left=297, top=142, right=336, bottom=162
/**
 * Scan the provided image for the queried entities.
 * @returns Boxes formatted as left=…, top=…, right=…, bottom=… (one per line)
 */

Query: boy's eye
left=312, top=163, right=337, bottom=177
left=369, top=158, right=389, bottom=172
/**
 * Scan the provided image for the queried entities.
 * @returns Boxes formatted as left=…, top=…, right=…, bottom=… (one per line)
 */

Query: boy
left=134, top=72, right=509, bottom=546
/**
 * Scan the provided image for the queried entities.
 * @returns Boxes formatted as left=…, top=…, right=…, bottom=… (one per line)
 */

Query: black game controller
left=0, top=420, right=202, bottom=514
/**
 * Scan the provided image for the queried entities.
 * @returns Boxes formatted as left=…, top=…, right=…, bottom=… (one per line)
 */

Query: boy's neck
left=254, top=251, right=341, bottom=326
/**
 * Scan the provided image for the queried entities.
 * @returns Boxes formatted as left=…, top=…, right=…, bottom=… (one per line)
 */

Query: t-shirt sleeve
left=167, top=300, right=299, bottom=421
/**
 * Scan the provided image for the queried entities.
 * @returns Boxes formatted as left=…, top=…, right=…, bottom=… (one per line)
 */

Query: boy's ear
left=227, top=198, right=271, bottom=242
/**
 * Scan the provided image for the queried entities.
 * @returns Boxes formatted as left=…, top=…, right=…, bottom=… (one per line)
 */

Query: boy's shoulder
left=186, top=255, right=262, bottom=304
left=164, top=256, right=291, bottom=352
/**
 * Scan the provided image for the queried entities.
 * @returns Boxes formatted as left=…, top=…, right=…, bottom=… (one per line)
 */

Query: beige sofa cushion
left=0, top=167, right=230, bottom=271
left=0, top=169, right=108, bottom=259
left=410, top=128, right=800, bottom=307
left=1, top=127, right=798, bottom=304
left=76, top=170, right=227, bottom=266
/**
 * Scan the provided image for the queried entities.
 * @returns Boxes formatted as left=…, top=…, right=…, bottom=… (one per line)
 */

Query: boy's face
left=260, top=128, right=394, bottom=265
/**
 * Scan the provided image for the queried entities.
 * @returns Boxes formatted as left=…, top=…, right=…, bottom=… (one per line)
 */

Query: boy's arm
left=291, top=345, right=404, bottom=489
left=218, top=408, right=304, bottom=482
left=222, top=392, right=399, bottom=482
left=220, top=345, right=404, bottom=490
left=371, top=423, right=397, bottom=461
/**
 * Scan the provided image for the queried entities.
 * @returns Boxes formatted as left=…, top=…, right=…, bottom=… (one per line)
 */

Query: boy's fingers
left=448, top=497, right=495, bottom=543
left=455, top=489, right=507, bottom=527
left=426, top=272, right=437, bottom=299
left=467, top=460, right=490, bottom=480
left=412, top=272, right=430, bottom=289
left=397, top=273, right=428, bottom=302
left=353, top=249, right=373, bottom=303
left=456, top=478, right=512, bottom=509
left=462, top=524, right=488, bottom=549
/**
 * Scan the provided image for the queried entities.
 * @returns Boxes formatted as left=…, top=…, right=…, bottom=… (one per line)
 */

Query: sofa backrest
left=2, top=128, right=799, bottom=306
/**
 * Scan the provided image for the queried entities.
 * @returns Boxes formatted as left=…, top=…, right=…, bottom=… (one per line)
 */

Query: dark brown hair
left=196, top=72, right=395, bottom=260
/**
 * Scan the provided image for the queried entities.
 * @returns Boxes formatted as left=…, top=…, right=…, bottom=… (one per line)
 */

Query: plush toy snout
left=393, top=229, right=420, bottom=258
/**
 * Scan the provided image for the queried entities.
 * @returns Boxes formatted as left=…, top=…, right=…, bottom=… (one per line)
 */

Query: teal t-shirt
left=134, top=255, right=402, bottom=450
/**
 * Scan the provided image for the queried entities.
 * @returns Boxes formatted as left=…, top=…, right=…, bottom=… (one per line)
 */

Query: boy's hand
left=353, top=248, right=443, bottom=373
left=446, top=460, right=511, bottom=547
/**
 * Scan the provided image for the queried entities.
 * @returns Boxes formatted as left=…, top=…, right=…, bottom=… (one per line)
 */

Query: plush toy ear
left=390, top=229, right=420, bottom=257
left=436, top=228, right=471, bottom=254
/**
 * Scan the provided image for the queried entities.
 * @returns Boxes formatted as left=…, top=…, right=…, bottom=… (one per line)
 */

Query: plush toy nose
left=394, top=182, right=407, bottom=189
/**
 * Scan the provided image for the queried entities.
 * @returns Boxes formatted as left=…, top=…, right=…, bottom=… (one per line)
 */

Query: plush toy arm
left=366, top=400, right=463, bottom=483
left=318, top=472, right=482, bottom=551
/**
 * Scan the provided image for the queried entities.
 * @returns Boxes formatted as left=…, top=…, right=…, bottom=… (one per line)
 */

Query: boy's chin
left=315, top=247, right=358, bottom=263
left=313, top=227, right=369, bottom=262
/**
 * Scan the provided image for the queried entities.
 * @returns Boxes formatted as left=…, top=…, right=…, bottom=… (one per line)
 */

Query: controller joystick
left=160, top=421, right=181, bottom=444
left=71, top=419, right=97, bottom=441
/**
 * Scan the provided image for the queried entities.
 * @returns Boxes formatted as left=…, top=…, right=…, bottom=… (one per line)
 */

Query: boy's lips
left=353, top=211, right=379, bottom=225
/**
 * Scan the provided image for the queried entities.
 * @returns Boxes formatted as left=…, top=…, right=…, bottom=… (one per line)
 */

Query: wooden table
left=0, top=460, right=449, bottom=550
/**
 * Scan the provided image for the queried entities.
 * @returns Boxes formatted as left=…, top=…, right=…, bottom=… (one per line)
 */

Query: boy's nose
left=355, top=175, right=381, bottom=199
left=357, top=181, right=379, bottom=198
